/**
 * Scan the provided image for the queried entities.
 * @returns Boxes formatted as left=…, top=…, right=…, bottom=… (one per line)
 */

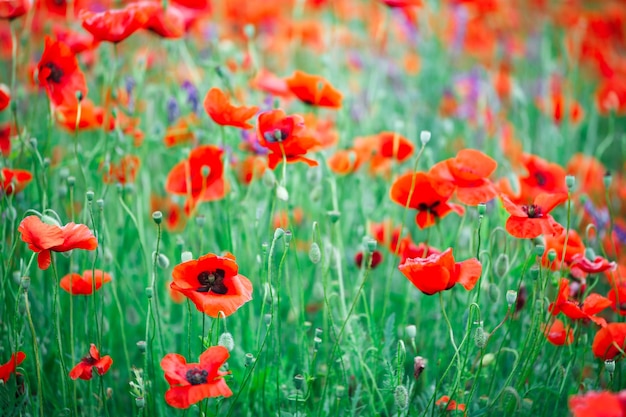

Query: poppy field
left=2, top=0, right=626, bottom=416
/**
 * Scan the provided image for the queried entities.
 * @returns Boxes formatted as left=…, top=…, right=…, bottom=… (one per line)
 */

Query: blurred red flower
left=0, top=83, right=10, bottom=111
left=570, top=390, right=626, bottom=417
left=0, top=0, right=31, bottom=20
left=285, top=71, right=342, bottom=109
left=80, top=3, right=150, bottom=44
left=1, top=167, right=32, bottom=195
left=204, top=87, right=259, bottom=129
left=592, top=322, right=626, bottom=360
left=0, top=352, right=25, bottom=382
left=161, top=346, right=232, bottom=409
left=60, top=270, right=112, bottom=295
left=544, top=319, right=574, bottom=346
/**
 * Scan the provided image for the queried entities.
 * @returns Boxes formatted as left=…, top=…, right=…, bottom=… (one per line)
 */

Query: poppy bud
left=605, top=360, right=615, bottom=374
left=262, top=169, right=275, bottom=187
left=535, top=245, right=545, bottom=256
left=245, top=353, right=255, bottom=366
left=201, top=165, right=211, bottom=178
left=494, top=254, right=509, bottom=278
left=394, top=385, right=409, bottom=410
left=488, top=283, right=500, bottom=303
left=195, top=215, right=205, bottom=227
left=276, top=185, right=289, bottom=201
left=86, top=190, right=95, bottom=202
left=157, top=253, right=170, bottom=269
left=76, top=90, right=84, bottom=102
left=565, top=175, right=575, bottom=191
left=67, top=176, right=76, bottom=187
left=264, top=313, right=271, bottom=325
left=29, top=137, right=37, bottom=148
left=218, top=332, right=235, bottom=352
left=20, top=276, right=30, bottom=291
left=294, top=374, right=305, bottom=391
left=584, top=247, right=596, bottom=260
left=477, top=203, right=486, bottom=216
left=413, top=356, right=426, bottom=380
left=506, top=290, right=517, bottom=306
left=41, top=214, right=61, bottom=227
left=135, top=397, right=145, bottom=408
left=327, top=210, right=341, bottom=223
left=481, top=353, right=495, bottom=367
left=474, top=325, right=487, bottom=348
left=137, top=341, right=147, bottom=353
left=315, top=327, right=323, bottom=338
left=604, top=171, right=612, bottom=189
left=309, top=242, right=321, bottom=264
left=420, top=130, right=431, bottom=146
left=547, top=249, right=557, bottom=263
left=364, top=237, right=377, bottom=253
left=274, top=228, right=285, bottom=240
left=145, top=287, right=153, bottom=299
left=336, top=385, right=346, bottom=398
left=107, top=388, right=113, bottom=399
left=284, top=230, right=292, bottom=247
left=152, top=211, right=163, bottom=225
left=406, top=325, right=417, bottom=339
left=181, top=251, right=193, bottom=262
left=96, top=199, right=104, bottom=210
left=313, top=337, right=322, bottom=351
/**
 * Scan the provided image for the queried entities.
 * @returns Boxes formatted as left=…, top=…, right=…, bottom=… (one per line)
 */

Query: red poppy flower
left=596, top=76, right=626, bottom=116
left=0, top=123, right=13, bottom=156
left=170, top=253, right=253, bottom=318
left=512, top=153, right=568, bottom=202
left=0, top=0, right=31, bottom=20
left=549, top=278, right=611, bottom=326
left=592, top=322, right=626, bottom=360
left=430, top=149, right=498, bottom=206
left=376, top=131, right=414, bottom=162
left=436, top=395, right=466, bottom=412
left=165, top=144, right=227, bottom=214
left=204, top=88, right=259, bottom=129
left=0, top=352, right=25, bottom=382
left=37, top=36, right=88, bottom=108
left=570, top=254, right=616, bottom=274
left=542, top=229, right=585, bottom=270
left=501, top=193, right=567, bottom=239
left=608, top=284, right=626, bottom=316
left=161, top=346, right=232, bottom=409
left=256, top=109, right=320, bottom=170
left=102, top=155, right=140, bottom=184
left=163, top=113, right=199, bottom=147
left=69, top=344, right=113, bottom=380
left=355, top=250, right=383, bottom=269
left=389, top=172, right=464, bottom=229
left=55, top=99, right=114, bottom=131
left=544, top=319, right=574, bottom=346
left=140, top=1, right=185, bottom=39
left=0, top=83, right=9, bottom=111
left=251, top=68, right=292, bottom=98
left=60, top=270, right=112, bottom=295
left=570, top=390, right=626, bottom=417
left=80, top=3, right=150, bottom=44
left=151, top=194, right=186, bottom=232
left=18, top=215, right=98, bottom=270
left=285, top=71, right=343, bottom=109
left=398, top=248, right=482, bottom=295
left=1, top=167, right=32, bottom=195
left=52, top=25, right=97, bottom=55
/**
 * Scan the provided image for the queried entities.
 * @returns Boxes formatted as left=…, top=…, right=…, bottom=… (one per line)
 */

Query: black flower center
left=534, top=172, right=547, bottom=187
left=522, top=204, right=542, bottom=218
left=185, top=368, right=209, bottom=385
left=44, top=62, right=64, bottom=84
left=197, top=269, right=228, bottom=294
left=82, top=355, right=97, bottom=365
left=263, top=128, right=290, bottom=143
left=417, top=201, right=441, bottom=212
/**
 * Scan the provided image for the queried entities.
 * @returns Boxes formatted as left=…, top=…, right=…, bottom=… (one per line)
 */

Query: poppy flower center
left=417, top=201, right=441, bottom=212
left=534, top=172, right=547, bottom=186
left=185, top=368, right=209, bottom=385
left=263, top=128, right=290, bottom=143
left=44, top=62, right=64, bottom=84
left=522, top=204, right=542, bottom=218
left=81, top=355, right=98, bottom=366
left=196, top=269, right=228, bottom=294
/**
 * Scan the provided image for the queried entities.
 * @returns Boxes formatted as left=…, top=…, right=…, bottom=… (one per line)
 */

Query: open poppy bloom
left=0, top=352, right=25, bottom=382
left=376, top=131, right=414, bottom=162
left=80, top=3, right=150, bottom=43
left=18, top=215, right=98, bottom=270
left=355, top=250, right=383, bottom=269
left=544, top=319, right=574, bottom=346
left=0, top=0, right=31, bottom=20
left=170, top=252, right=253, bottom=318
left=570, top=253, right=616, bottom=274
left=163, top=113, right=199, bottom=147
left=398, top=248, right=482, bottom=295
left=161, top=346, right=232, bottom=409
left=501, top=193, right=567, bottom=239
left=607, top=284, right=626, bottom=316
left=60, top=270, right=112, bottom=295
left=569, top=390, right=626, bottom=417
left=256, top=109, right=320, bottom=170
left=285, top=71, right=343, bottom=109
left=69, top=344, right=113, bottom=380
left=55, top=99, right=114, bottom=132
left=204, top=87, right=259, bottom=129
left=390, top=172, right=464, bottom=229
left=549, top=278, right=611, bottom=326
left=542, top=229, right=586, bottom=270
left=592, top=322, right=626, bottom=360
left=515, top=153, right=568, bottom=202
left=429, top=149, right=498, bottom=206
left=139, top=1, right=186, bottom=39
left=165, top=144, right=227, bottom=214
left=37, top=37, right=88, bottom=107
left=1, top=167, right=32, bottom=195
